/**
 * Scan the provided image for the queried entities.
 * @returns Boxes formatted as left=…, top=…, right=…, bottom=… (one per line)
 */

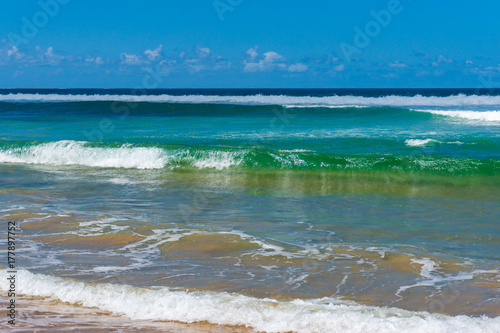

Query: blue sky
left=1, top=0, right=499, bottom=88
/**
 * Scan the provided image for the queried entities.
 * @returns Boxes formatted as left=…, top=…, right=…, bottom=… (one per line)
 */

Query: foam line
left=2, top=93, right=500, bottom=109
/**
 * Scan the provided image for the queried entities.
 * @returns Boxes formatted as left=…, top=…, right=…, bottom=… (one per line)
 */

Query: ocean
left=0, top=89, right=499, bottom=332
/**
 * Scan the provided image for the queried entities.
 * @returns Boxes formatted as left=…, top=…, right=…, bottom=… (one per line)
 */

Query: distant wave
left=0, top=140, right=498, bottom=174
left=2, top=93, right=500, bottom=108
left=1, top=270, right=498, bottom=333
left=404, top=139, right=465, bottom=147
left=2, top=93, right=500, bottom=122
left=405, top=139, right=440, bottom=147
left=412, top=109, right=500, bottom=122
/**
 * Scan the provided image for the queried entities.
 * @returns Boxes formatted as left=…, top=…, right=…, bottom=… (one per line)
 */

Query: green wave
left=0, top=140, right=498, bottom=176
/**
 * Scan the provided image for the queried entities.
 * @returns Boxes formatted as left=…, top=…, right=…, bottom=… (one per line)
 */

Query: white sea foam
left=3, top=93, right=500, bottom=123
left=405, top=139, right=467, bottom=147
left=0, top=205, right=26, bottom=213
left=223, top=230, right=289, bottom=257
left=412, top=258, right=440, bottom=279
left=278, top=149, right=313, bottom=153
left=270, top=153, right=307, bottom=168
left=405, top=139, right=440, bottom=147
left=0, top=140, right=166, bottom=169
left=1, top=269, right=498, bottom=333
left=284, top=104, right=370, bottom=108
left=413, top=109, right=500, bottom=122
left=2, top=92, right=500, bottom=109
left=397, top=258, right=475, bottom=297
left=0, top=140, right=243, bottom=170
left=75, top=217, right=129, bottom=235
left=365, top=247, right=390, bottom=258
left=190, top=150, right=243, bottom=170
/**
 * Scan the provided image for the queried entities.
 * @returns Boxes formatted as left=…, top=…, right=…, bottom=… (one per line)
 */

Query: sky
left=1, top=0, right=500, bottom=88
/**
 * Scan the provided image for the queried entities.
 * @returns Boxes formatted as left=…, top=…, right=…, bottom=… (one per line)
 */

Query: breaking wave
left=1, top=270, right=498, bottom=333
left=2, top=92, right=500, bottom=108
left=0, top=140, right=498, bottom=174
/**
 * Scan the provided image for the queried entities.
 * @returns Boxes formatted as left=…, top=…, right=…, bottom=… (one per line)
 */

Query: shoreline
left=1, top=269, right=499, bottom=333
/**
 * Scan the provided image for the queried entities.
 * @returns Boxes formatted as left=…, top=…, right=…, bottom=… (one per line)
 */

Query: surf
left=0, top=140, right=498, bottom=175
left=1, top=269, right=498, bottom=333
left=2, top=92, right=500, bottom=108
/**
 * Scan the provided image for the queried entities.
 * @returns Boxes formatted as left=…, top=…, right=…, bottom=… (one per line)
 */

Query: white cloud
left=382, top=73, right=398, bottom=78
left=120, top=53, right=144, bottom=65
left=45, top=46, right=55, bottom=58
left=484, top=66, right=500, bottom=72
left=288, top=63, right=308, bottom=72
left=196, top=46, right=211, bottom=58
left=4, top=45, right=72, bottom=65
left=263, top=51, right=283, bottom=63
left=243, top=62, right=265, bottom=72
left=184, top=58, right=205, bottom=73
left=437, top=55, right=453, bottom=64
left=388, top=61, right=408, bottom=68
left=465, top=60, right=473, bottom=65
left=214, top=59, right=231, bottom=71
left=7, top=45, right=24, bottom=60
left=7, top=46, right=18, bottom=57
left=416, top=70, right=430, bottom=77
left=333, top=63, right=345, bottom=72
left=144, top=44, right=163, bottom=61
left=122, top=45, right=165, bottom=65
left=243, top=48, right=287, bottom=72
left=188, top=64, right=205, bottom=73
left=152, top=47, right=229, bottom=74
left=39, top=46, right=65, bottom=64
left=246, top=47, right=258, bottom=59
left=86, top=56, right=104, bottom=65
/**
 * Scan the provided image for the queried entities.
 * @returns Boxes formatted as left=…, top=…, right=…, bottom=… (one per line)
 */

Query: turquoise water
left=0, top=89, right=499, bottom=332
